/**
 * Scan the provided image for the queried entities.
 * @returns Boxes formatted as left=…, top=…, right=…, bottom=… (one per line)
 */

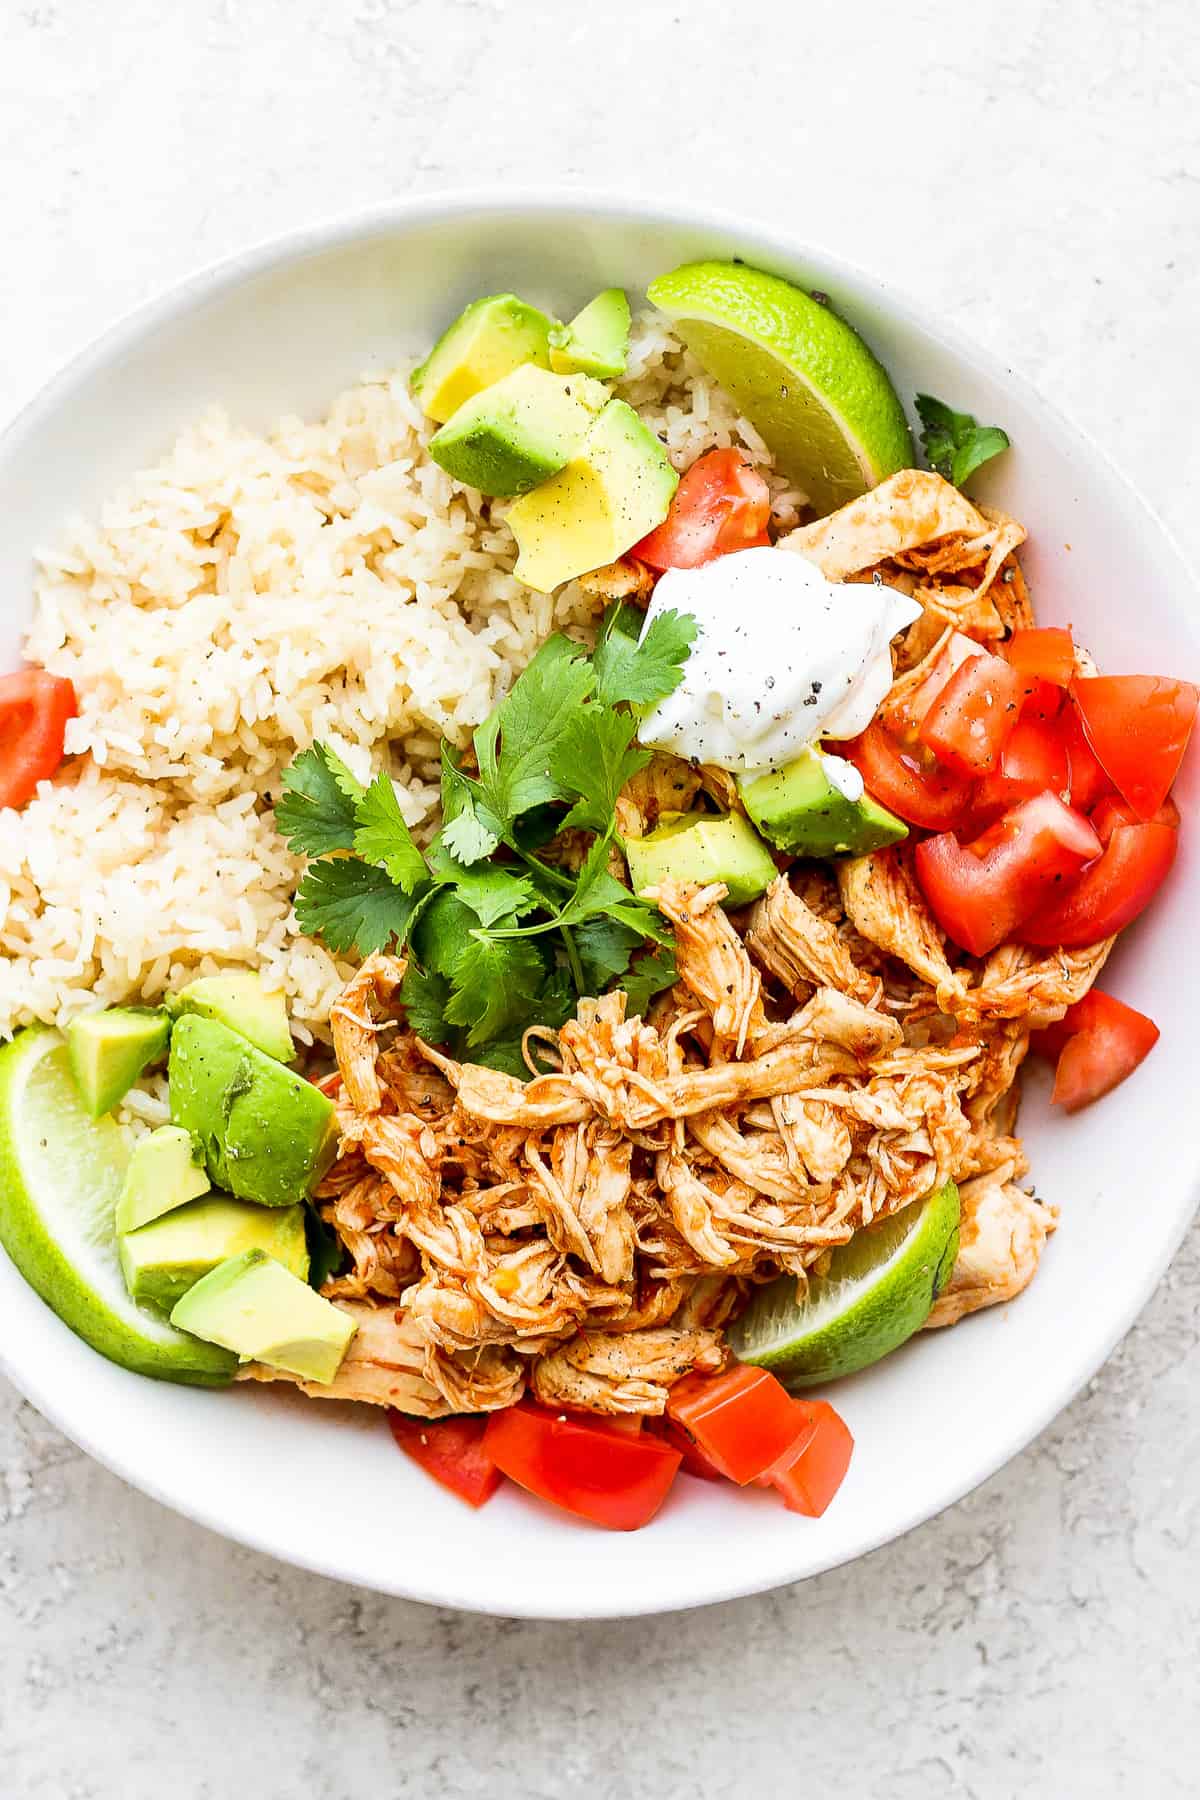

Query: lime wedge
left=0, top=1029, right=234, bottom=1385
left=729, top=1181, right=960, bottom=1387
left=646, top=260, right=914, bottom=515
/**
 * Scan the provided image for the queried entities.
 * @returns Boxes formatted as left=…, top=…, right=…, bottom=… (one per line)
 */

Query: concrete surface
left=2, top=0, right=1198, bottom=1794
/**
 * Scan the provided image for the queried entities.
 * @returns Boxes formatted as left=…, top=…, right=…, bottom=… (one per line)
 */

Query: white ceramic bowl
left=1, top=194, right=1197, bottom=1619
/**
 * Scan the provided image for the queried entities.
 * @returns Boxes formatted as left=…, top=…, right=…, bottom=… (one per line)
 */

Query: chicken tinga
left=1, top=261, right=1193, bottom=1529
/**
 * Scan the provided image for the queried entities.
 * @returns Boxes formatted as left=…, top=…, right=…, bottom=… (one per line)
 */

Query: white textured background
left=2, top=2, right=1198, bottom=1795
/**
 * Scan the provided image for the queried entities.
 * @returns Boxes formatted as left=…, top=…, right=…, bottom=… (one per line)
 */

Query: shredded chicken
left=925, top=1163, right=1057, bottom=1327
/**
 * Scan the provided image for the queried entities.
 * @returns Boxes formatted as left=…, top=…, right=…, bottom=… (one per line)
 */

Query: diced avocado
left=66, top=1007, right=171, bottom=1117
left=170, top=1248, right=355, bottom=1384
left=549, top=288, right=632, bottom=379
left=119, top=1195, right=309, bottom=1313
left=626, top=809, right=779, bottom=907
left=170, top=973, right=293, bottom=1062
left=506, top=399, right=678, bottom=593
left=412, top=293, right=554, bottom=425
left=429, top=365, right=607, bottom=498
left=168, top=1015, right=338, bottom=1208
left=739, top=747, right=908, bottom=859
left=114, top=1123, right=211, bottom=1235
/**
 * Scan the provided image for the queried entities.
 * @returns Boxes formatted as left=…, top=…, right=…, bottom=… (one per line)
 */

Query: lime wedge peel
left=729, top=1180, right=961, bottom=1388
left=0, top=1029, right=234, bottom=1386
left=646, top=260, right=914, bottom=516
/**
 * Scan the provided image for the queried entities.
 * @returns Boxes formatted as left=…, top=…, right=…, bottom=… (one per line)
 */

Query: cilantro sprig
left=915, top=394, right=1011, bottom=489
left=275, top=605, right=695, bottom=1073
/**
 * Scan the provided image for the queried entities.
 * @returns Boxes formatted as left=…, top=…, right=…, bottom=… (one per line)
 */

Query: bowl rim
left=2, top=186, right=1197, bottom=1617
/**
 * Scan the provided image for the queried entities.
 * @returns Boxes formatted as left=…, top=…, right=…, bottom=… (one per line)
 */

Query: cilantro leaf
left=572, top=914, right=642, bottom=992
left=620, top=945, right=679, bottom=1018
left=424, top=838, right=539, bottom=927
left=443, top=934, right=548, bottom=1047
left=304, top=1201, right=346, bottom=1291
left=352, top=772, right=429, bottom=893
left=293, top=857, right=417, bottom=955
left=439, top=745, right=500, bottom=866
left=552, top=707, right=650, bottom=835
left=468, top=1035, right=532, bottom=1080
left=915, top=394, right=1011, bottom=489
left=398, top=961, right=452, bottom=1042
left=411, top=889, right=480, bottom=978
left=473, top=635, right=596, bottom=825
left=275, top=744, right=364, bottom=856
left=592, top=605, right=698, bottom=709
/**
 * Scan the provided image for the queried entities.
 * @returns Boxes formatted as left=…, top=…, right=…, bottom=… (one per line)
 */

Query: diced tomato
left=570, top=1411, right=644, bottom=1438
left=1021, top=819, right=1178, bottom=948
left=917, top=650, right=1025, bottom=777
left=1004, top=626, right=1077, bottom=688
left=651, top=1416, right=726, bottom=1482
left=482, top=1402, right=680, bottom=1531
left=633, top=448, right=772, bottom=570
left=1072, top=675, right=1199, bottom=821
left=914, top=792, right=1101, bottom=956
left=843, top=718, right=974, bottom=831
left=388, top=1412, right=502, bottom=1509
left=971, top=716, right=1070, bottom=824
left=763, top=1400, right=854, bottom=1517
left=1032, top=990, right=1160, bottom=1113
left=1059, top=700, right=1114, bottom=813
left=1090, top=792, right=1181, bottom=839
left=666, top=1364, right=811, bottom=1486
left=0, top=669, right=77, bottom=810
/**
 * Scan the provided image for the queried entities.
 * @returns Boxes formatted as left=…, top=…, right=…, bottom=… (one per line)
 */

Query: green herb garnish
left=915, top=394, right=1011, bottom=488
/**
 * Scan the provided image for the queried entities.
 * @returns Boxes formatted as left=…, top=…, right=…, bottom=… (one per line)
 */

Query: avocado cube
left=170, top=1248, right=355, bottom=1385
left=169, top=972, right=293, bottom=1062
left=549, top=288, right=632, bottom=380
left=114, top=1124, right=211, bottom=1235
left=738, top=747, right=908, bottom=859
left=412, top=293, right=554, bottom=425
left=119, top=1196, right=309, bottom=1313
left=625, top=810, right=779, bottom=907
left=66, top=1006, right=171, bottom=1117
left=506, top=399, right=678, bottom=593
left=168, top=1015, right=338, bottom=1208
left=429, top=365, right=606, bottom=498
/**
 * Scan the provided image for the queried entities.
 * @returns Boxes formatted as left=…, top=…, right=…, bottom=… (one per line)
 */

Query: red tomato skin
left=1073, top=675, right=1199, bottom=821
left=917, top=651, right=1026, bottom=777
left=765, top=1401, right=855, bottom=1517
left=1033, top=990, right=1160, bottom=1113
left=971, top=716, right=1070, bottom=825
left=667, top=1365, right=813, bottom=1487
left=1059, top=700, right=1113, bottom=812
left=1090, top=792, right=1181, bottom=839
left=0, top=670, right=77, bottom=810
left=482, top=1403, right=680, bottom=1531
left=633, top=448, right=771, bottom=571
left=651, top=1416, right=726, bottom=1483
left=1021, top=820, right=1178, bottom=948
left=1004, top=627, right=1077, bottom=688
left=388, top=1413, right=502, bottom=1509
left=843, top=720, right=974, bottom=832
left=914, top=793, right=1101, bottom=956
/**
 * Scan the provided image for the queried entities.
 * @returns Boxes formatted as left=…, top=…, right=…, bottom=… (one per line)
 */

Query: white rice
left=1, top=312, right=799, bottom=1044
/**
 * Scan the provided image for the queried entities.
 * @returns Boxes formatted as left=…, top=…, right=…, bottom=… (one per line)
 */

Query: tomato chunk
left=651, top=1416, right=726, bottom=1482
left=764, top=1400, right=854, bottom=1517
left=1004, top=626, right=1077, bottom=688
left=388, top=1412, right=502, bottom=1509
left=1021, top=819, right=1178, bottom=948
left=843, top=718, right=974, bottom=831
left=483, top=1403, right=680, bottom=1531
left=0, top=669, right=77, bottom=810
left=914, top=792, right=1101, bottom=956
left=633, top=448, right=771, bottom=570
left=971, top=716, right=1070, bottom=824
left=1032, top=990, right=1160, bottom=1113
left=667, top=1365, right=810, bottom=1486
left=917, top=650, right=1025, bottom=777
left=1073, top=675, right=1198, bottom=821
left=1058, top=699, right=1113, bottom=812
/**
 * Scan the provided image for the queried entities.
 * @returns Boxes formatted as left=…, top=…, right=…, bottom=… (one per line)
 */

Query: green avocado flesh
left=739, top=747, right=907, bottom=858
left=114, top=1123, right=210, bottom=1235
left=170, top=973, right=293, bottom=1062
left=549, top=288, right=631, bottom=379
left=429, top=365, right=606, bottom=497
left=66, top=1007, right=171, bottom=1117
left=168, top=1015, right=337, bottom=1208
left=119, top=1195, right=308, bottom=1313
left=0, top=1032, right=234, bottom=1385
left=626, top=811, right=779, bottom=907
left=412, top=293, right=554, bottom=425
left=171, top=1248, right=355, bottom=1385
left=506, top=398, right=678, bottom=593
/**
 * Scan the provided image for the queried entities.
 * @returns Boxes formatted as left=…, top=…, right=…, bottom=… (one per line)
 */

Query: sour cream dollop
left=637, top=546, right=922, bottom=774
